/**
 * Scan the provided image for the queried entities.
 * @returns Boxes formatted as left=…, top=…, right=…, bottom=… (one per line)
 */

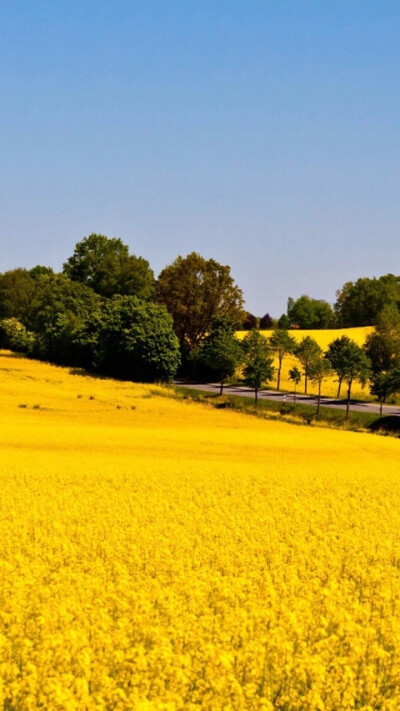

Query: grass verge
left=173, top=385, right=382, bottom=433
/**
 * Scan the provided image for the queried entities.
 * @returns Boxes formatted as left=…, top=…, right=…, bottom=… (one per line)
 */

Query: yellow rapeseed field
left=1, top=350, right=400, bottom=710
left=237, top=327, right=374, bottom=398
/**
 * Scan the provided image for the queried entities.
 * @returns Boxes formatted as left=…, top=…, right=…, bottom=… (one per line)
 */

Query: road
left=174, top=380, right=400, bottom=417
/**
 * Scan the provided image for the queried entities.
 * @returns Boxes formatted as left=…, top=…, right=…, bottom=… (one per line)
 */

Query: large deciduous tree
left=334, top=274, right=400, bottom=327
left=241, top=331, right=274, bottom=405
left=94, top=297, right=180, bottom=382
left=287, top=295, right=335, bottom=329
left=63, top=233, right=154, bottom=300
left=156, top=252, right=244, bottom=357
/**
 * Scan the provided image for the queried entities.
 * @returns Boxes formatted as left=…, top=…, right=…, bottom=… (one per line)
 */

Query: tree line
left=190, top=314, right=400, bottom=418
left=1, top=233, right=400, bottom=410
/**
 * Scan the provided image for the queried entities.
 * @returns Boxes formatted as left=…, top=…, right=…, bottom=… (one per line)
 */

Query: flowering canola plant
left=0, top=350, right=400, bottom=709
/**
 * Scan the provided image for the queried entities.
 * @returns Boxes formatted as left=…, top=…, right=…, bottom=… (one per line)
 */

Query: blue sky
left=1, top=1, right=400, bottom=316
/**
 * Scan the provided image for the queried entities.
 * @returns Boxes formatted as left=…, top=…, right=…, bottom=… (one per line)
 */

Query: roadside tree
left=269, top=328, right=297, bottom=390
left=191, top=318, right=242, bottom=395
left=241, top=331, right=274, bottom=406
left=295, top=336, right=323, bottom=395
left=309, top=357, right=332, bottom=416
left=288, top=366, right=301, bottom=410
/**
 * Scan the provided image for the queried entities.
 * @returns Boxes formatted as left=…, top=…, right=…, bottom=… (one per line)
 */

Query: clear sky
left=2, top=1, right=400, bottom=317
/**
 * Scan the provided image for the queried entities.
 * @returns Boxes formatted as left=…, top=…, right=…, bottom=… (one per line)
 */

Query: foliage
left=259, top=313, right=273, bottom=329
left=27, top=273, right=102, bottom=335
left=330, top=339, right=371, bottom=418
left=0, top=268, right=36, bottom=322
left=156, top=252, right=244, bottom=356
left=63, top=233, right=155, bottom=300
left=191, top=318, right=242, bottom=394
left=277, top=313, right=291, bottom=329
left=335, top=274, right=400, bottom=327
left=0, top=318, right=35, bottom=353
left=325, top=336, right=354, bottom=397
left=364, top=305, right=400, bottom=374
left=239, top=312, right=258, bottom=330
left=94, top=296, right=180, bottom=382
left=287, top=295, right=335, bottom=329
left=309, top=357, right=332, bottom=415
left=295, top=336, right=323, bottom=394
left=370, top=367, right=400, bottom=416
left=241, top=330, right=274, bottom=404
left=268, top=328, right=297, bottom=390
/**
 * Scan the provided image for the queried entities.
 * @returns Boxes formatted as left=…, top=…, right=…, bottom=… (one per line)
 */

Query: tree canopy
left=63, top=233, right=154, bottom=300
left=268, top=328, right=297, bottom=390
left=156, top=252, right=244, bottom=355
left=241, top=331, right=274, bottom=405
left=295, top=336, right=323, bottom=394
left=191, top=317, right=242, bottom=394
left=364, top=305, right=400, bottom=374
left=334, top=275, right=400, bottom=327
left=287, top=295, right=335, bottom=329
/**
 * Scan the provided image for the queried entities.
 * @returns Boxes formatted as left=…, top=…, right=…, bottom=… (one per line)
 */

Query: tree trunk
left=346, top=380, right=352, bottom=420
left=219, top=376, right=225, bottom=396
left=337, top=377, right=343, bottom=398
left=277, top=356, right=282, bottom=390
left=317, top=381, right=321, bottom=416
left=293, top=386, right=297, bottom=411
left=380, top=400, right=383, bottom=418
left=304, top=373, right=308, bottom=395
left=255, top=387, right=258, bottom=406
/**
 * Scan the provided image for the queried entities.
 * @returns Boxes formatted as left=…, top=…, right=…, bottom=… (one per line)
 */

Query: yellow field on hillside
left=1, top=350, right=400, bottom=709
left=237, top=327, right=374, bottom=398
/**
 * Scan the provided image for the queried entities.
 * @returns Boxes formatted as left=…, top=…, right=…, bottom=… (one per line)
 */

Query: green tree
left=288, top=366, right=301, bottom=409
left=0, top=269, right=36, bottom=322
left=364, top=305, right=400, bottom=374
left=370, top=368, right=400, bottom=418
left=333, top=340, right=371, bottom=419
left=309, top=357, right=332, bottom=416
left=268, top=328, right=297, bottom=390
left=95, top=296, right=180, bottom=382
left=156, top=252, right=244, bottom=357
left=287, top=295, right=335, bottom=329
left=238, top=312, right=258, bottom=330
left=334, top=274, right=400, bottom=327
left=191, top=318, right=242, bottom=395
left=0, top=318, right=35, bottom=353
left=27, top=273, right=102, bottom=335
left=241, top=331, right=274, bottom=405
left=295, top=336, right=323, bottom=394
left=325, top=336, right=353, bottom=397
left=259, top=313, right=273, bottom=329
left=63, top=233, right=154, bottom=300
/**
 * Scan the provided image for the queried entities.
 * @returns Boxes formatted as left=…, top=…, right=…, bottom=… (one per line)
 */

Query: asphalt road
left=175, top=380, right=400, bottom=417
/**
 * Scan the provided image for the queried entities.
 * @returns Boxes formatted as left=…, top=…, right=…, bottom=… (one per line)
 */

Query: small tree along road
left=242, top=331, right=274, bottom=406
left=295, top=336, right=323, bottom=395
left=269, top=328, right=297, bottom=390
left=191, top=318, right=242, bottom=395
